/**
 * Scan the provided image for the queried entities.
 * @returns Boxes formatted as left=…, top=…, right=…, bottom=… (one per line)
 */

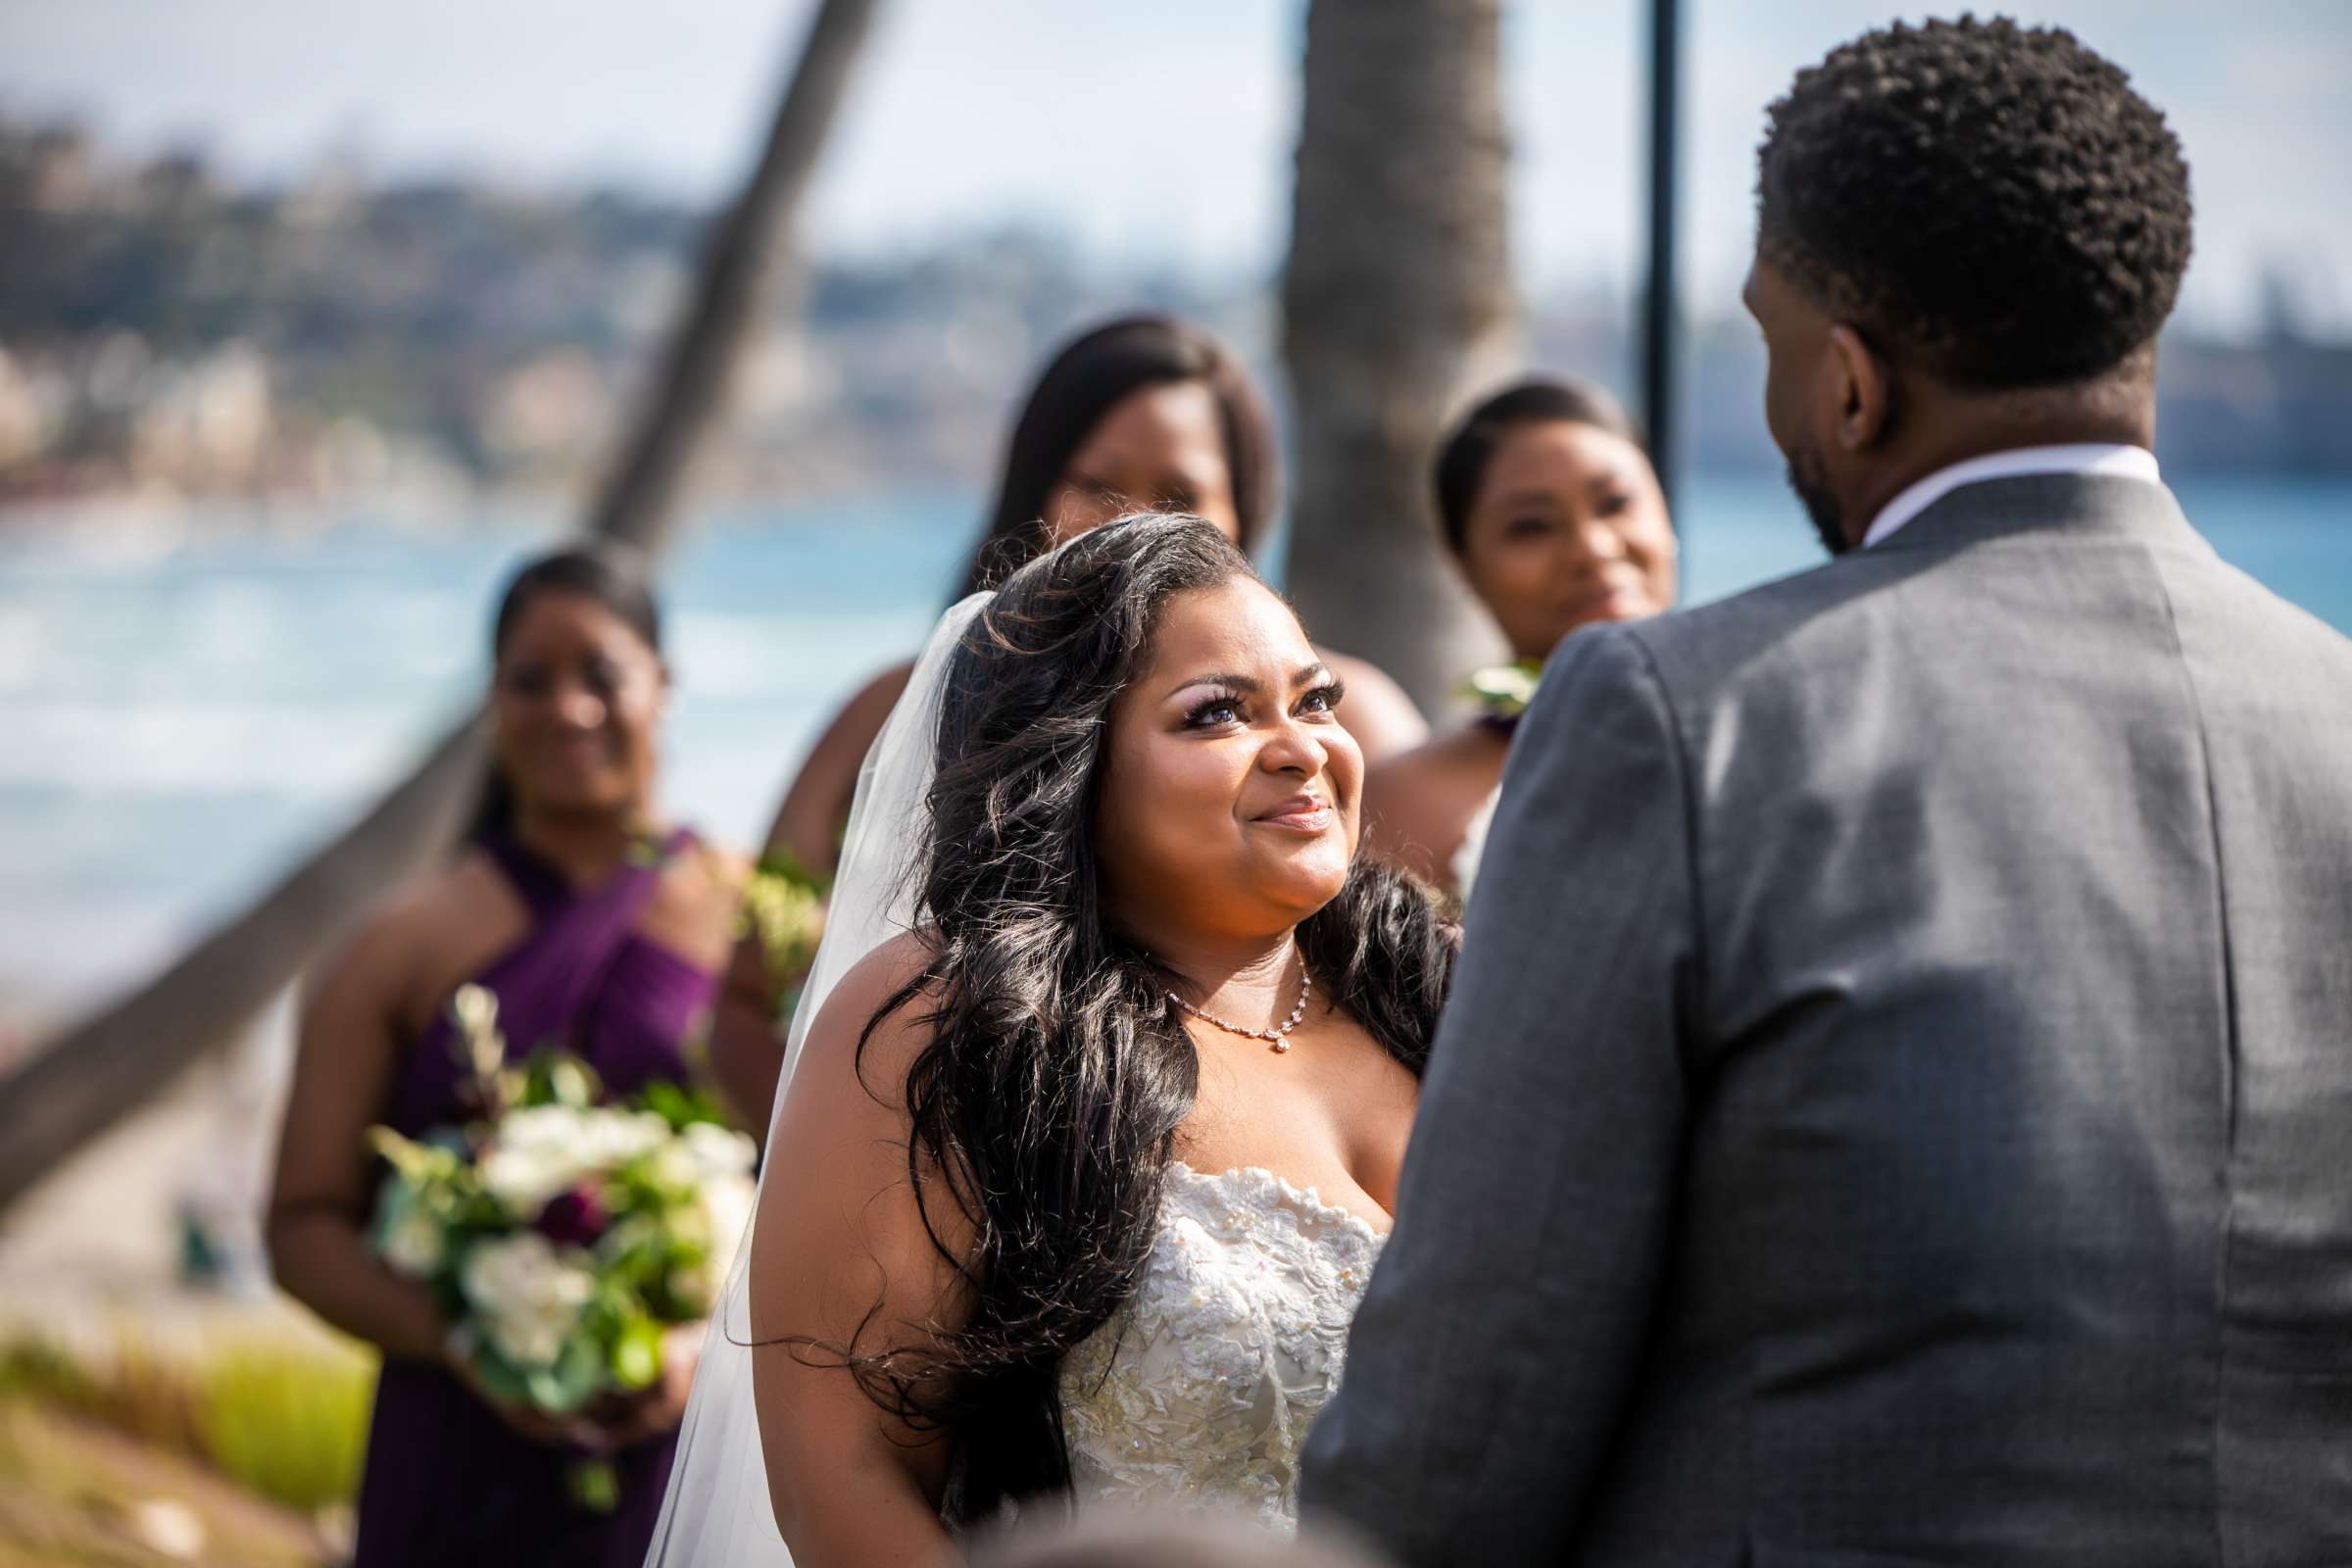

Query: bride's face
left=1094, top=577, right=1362, bottom=941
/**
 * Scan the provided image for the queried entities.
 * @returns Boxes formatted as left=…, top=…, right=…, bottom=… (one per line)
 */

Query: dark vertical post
left=1643, top=0, right=1684, bottom=517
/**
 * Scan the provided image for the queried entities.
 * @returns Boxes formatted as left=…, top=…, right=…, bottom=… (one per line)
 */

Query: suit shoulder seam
left=1616, top=627, right=1711, bottom=1055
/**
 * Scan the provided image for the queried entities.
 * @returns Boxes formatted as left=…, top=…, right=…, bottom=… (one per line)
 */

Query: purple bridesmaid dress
left=352, top=829, right=719, bottom=1568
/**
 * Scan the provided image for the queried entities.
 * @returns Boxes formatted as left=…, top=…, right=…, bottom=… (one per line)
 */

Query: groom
left=1303, top=18, right=2352, bottom=1567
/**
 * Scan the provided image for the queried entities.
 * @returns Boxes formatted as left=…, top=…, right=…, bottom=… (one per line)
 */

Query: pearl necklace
left=1165, top=961, right=1313, bottom=1054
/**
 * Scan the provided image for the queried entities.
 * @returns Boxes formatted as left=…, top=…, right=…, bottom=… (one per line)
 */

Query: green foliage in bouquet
left=637, top=1075, right=738, bottom=1136
left=738, top=850, right=829, bottom=1023
left=366, top=985, right=758, bottom=1435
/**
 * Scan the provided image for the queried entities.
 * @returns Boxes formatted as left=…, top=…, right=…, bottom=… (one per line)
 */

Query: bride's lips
left=1253, top=793, right=1335, bottom=833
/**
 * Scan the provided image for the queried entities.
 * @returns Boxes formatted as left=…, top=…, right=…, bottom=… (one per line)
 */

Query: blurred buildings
left=3, top=117, right=2347, bottom=518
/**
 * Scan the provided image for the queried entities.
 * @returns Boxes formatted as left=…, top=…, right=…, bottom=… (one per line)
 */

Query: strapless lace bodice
left=1056, top=1162, right=1388, bottom=1530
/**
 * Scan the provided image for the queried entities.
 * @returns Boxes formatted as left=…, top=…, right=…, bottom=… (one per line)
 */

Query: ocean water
left=1, top=474, right=2346, bottom=1030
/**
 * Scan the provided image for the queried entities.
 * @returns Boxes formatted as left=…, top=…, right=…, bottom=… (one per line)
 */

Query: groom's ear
left=1825, top=322, right=1895, bottom=453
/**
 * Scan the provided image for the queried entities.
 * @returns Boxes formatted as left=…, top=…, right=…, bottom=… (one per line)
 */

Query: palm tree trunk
left=0, top=0, right=886, bottom=1215
left=1280, top=0, right=1519, bottom=716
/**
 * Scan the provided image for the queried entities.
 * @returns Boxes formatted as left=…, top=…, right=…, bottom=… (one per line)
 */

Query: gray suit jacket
left=1301, top=475, right=2352, bottom=1566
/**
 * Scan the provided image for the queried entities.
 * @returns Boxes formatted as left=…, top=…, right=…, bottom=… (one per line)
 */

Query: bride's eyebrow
left=1165, top=671, right=1259, bottom=700
left=1163, top=663, right=1330, bottom=701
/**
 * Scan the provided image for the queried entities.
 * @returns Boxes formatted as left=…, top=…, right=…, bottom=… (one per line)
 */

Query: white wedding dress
left=1058, top=1162, right=1388, bottom=1530
left=648, top=598, right=1388, bottom=1563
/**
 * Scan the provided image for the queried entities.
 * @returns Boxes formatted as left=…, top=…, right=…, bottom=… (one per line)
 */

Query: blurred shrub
left=0, top=1325, right=374, bottom=1513
left=194, top=1339, right=372, bottom=1511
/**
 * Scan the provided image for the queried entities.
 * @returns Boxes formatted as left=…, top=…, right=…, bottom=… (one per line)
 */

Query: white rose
left=478, top=1102, right=666, bottom=1215
left=461, top=1233, right=595, bottom=1370
left=477, top=1104, right=592, bottom=1215
left=645, top=1120, right=758, bottom=1198
left=576, top=1107, right=669, bottom=1170
left=646, top=1142, right=701, bottom=1192
left=698, top=1174, right=758, bottom=1288
left=380, top=1206, right=445, bottom=1278
left=479, top=1154, right=570, bottom=1219
left=680, top=1121, right=758, bottom=1181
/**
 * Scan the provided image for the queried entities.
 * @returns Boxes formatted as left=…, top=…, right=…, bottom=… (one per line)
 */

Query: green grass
left=192, top=1339, right=374, bottom=1512
left=0, top=1324, right=375, bottom=1515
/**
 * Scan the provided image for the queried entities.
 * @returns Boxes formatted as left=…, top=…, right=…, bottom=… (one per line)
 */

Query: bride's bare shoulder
left=795, top=930, right=943, bottom=1104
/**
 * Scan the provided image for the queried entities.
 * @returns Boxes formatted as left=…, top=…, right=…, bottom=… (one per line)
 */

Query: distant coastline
left=5, top=117, right=2350, bottom=522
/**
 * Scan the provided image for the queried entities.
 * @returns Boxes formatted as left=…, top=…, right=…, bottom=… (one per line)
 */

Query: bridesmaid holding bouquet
left=267, top=545, right=746, bottom=1567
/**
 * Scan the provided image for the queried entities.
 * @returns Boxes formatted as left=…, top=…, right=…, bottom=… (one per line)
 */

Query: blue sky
left=3, top=1, right=2346, bottom=335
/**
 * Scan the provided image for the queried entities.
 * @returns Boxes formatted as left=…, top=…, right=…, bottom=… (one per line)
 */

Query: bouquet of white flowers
left=368, top=984, right=757, bottom=1437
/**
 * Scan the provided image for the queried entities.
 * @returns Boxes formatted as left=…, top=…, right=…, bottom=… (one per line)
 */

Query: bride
left=648, top=514, right=1454, bottom=1563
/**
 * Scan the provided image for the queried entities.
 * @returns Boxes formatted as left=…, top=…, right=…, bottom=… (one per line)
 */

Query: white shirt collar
left=1861, top=443, right=2164, bottom=549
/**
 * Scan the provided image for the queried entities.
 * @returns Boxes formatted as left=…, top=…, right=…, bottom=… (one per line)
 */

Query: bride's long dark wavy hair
left=855, top=513, right=1454, bottom=1521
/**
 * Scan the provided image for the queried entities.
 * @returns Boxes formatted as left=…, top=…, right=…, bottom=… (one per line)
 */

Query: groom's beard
left=1785, top=447, right=1851, bottom=559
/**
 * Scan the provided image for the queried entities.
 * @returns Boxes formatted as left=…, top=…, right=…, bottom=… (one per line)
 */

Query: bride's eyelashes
left=1182, top=688, right=1248, bottom=729
left=1300, top=678, right=1346, bottom=717
left=1180, top=679, right=1348, bottom=731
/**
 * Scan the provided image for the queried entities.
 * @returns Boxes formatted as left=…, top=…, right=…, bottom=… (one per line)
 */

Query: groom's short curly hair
left=1757, top=15, right=2192, bottom=390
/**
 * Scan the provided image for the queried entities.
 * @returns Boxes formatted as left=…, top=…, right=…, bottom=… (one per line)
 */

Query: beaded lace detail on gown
left=1056, top=1162, right=1388, bottom=1531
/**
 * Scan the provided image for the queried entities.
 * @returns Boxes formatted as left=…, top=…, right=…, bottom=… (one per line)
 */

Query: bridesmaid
left=267, top=545, right=746, bottom=1567
left=1362, top=378, right=1677, bottom=900
left=709, top=314, right=1430, bottom=1134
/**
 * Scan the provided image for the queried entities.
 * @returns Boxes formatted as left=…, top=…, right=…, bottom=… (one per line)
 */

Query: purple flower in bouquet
left=534, top=1183, right=611, bottom=1248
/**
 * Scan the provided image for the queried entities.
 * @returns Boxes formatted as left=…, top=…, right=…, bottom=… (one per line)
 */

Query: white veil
left=645, top=594, right=989, bottom=1566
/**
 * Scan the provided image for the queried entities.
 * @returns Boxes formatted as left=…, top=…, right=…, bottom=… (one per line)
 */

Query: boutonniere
left=1459, top=660, right=1542, bottom=722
